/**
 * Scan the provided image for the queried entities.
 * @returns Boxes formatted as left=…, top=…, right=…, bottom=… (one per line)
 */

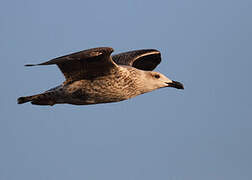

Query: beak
left=166, top=80, right=184, bottom=89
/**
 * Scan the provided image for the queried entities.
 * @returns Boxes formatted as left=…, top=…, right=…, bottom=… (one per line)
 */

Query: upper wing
left=112, top=49, right=161, bottom=71
left=25, top=47, right=117, bottom=83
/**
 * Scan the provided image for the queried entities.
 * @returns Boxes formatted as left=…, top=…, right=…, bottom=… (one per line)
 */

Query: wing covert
left=26, top=47, right=117, bottom=83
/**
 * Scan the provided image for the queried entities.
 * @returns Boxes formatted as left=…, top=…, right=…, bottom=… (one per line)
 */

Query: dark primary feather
left=112, top=49, right=161, bottom=71
left=25, top=47, right=116, bottom=84
left=25, top=47, right=162, bottom=84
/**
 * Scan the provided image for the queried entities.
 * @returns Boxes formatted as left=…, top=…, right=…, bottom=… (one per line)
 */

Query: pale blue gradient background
left=1, top=0, right=252, bottom=180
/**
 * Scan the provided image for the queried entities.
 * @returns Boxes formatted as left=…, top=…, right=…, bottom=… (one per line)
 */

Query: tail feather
left=17, top=92, right=56, bottom=106
left=17, top=95, right=35, bottom=104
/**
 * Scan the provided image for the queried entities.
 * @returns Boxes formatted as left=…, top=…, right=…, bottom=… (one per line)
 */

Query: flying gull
left=17, top=47, right=184, bottom=106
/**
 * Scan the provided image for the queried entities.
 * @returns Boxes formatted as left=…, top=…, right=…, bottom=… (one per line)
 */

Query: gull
left=17, top=47, right=183, bottom=106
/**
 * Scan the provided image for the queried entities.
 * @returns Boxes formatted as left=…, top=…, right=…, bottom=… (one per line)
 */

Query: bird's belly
left=65, top=86, right=129, bottom=105
left=68, top=92, right=128, bottom=105
left=63, top=79, right=141, bottom=105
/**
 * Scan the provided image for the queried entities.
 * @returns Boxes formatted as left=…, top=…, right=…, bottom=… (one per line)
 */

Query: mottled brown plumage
left=18, top=47, right=183, bottom=106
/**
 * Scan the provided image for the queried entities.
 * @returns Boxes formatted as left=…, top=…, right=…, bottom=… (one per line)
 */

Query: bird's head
left=143, top=71, right=184, bottom=92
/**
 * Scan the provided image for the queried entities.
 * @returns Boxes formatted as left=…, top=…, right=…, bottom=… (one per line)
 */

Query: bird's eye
left=154, top=74, right=160, bottom=79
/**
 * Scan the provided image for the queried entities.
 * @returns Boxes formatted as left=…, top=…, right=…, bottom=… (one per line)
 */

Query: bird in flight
left=17, top=47, right=184, bottom=106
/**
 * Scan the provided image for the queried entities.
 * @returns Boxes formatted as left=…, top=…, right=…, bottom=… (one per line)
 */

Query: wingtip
left=25, top=64, right=36, bottom=67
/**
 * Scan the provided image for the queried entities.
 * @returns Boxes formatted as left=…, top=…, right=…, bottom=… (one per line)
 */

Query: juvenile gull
left=17, top=47, right=184, bottom=106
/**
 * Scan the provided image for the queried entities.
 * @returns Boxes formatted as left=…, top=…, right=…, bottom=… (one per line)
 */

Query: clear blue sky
left=1, top=0, right=252, bottom=180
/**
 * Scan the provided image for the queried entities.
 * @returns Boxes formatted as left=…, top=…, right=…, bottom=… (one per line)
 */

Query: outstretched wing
left=112, top=49, right=161, bottom=71
left=26, top=47, right=117, bottom=84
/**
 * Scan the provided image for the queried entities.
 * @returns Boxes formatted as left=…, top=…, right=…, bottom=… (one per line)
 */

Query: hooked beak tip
left=166, top=80, right=184, bottom=89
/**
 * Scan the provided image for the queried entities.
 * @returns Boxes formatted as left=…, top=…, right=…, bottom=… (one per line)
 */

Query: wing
left=112, top=49, right=161, bottom=71
left=25, top=47, right=117, bottom=84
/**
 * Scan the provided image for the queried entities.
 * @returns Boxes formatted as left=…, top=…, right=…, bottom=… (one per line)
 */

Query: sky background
left=1, top=0, right=252, bottom=180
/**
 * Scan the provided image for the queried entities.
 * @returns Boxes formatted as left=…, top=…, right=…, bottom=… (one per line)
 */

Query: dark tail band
left=17, top=96, right=32, bottom=104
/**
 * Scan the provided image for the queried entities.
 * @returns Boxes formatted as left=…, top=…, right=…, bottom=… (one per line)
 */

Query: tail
left=17, top=93, right=56, bottom=106
left=17, top=95, right=36, bottom=104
